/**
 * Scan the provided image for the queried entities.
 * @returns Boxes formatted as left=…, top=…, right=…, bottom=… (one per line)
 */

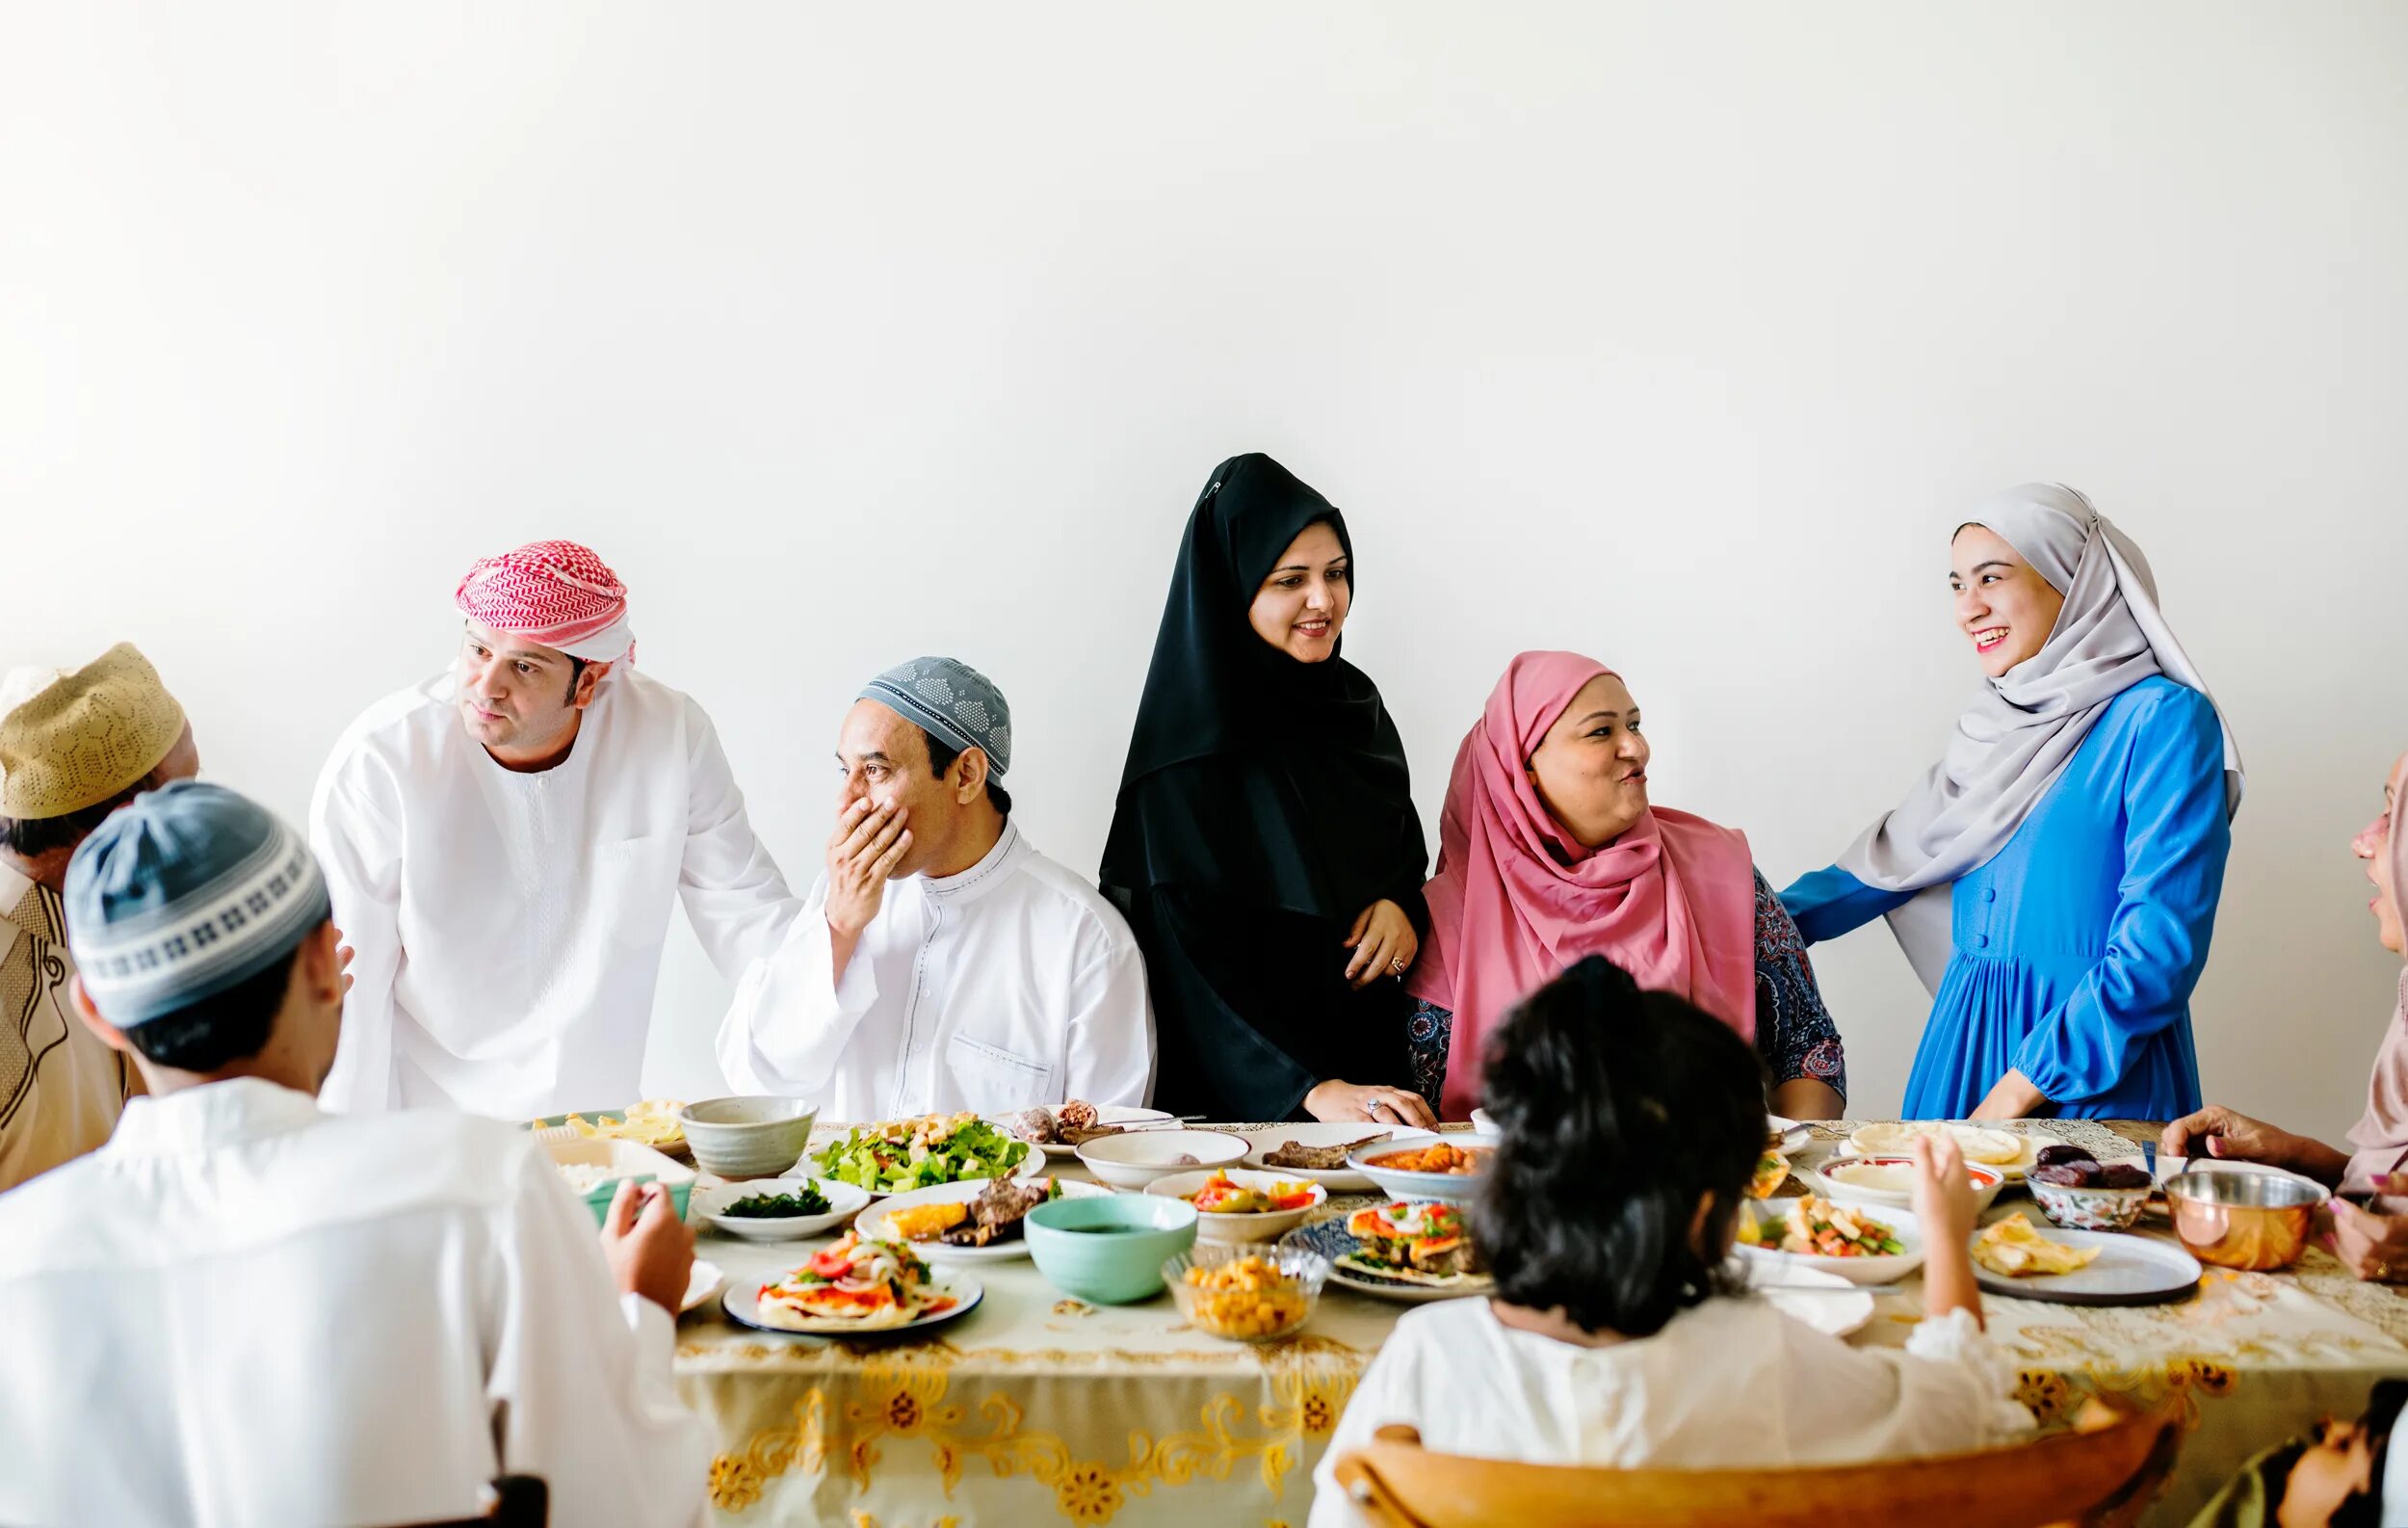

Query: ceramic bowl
left=1024, top=1194, right=1199, bottom=1304
left=1144, top=1169, right=1329, bottom=1244
left=676, top=1096, right=819, bottom=1179
left=2028, top=1176, right=2151, bottom=1233
left=1074, top=1129, right=1248, bottom=1190
left=1733, top=1199, right=1926, bottom=1287
left=690, top=1175, right=869, bottom=1241
left=1347, top=1132, right=1502, bottom=1205
left=1163, top=1241, right=1332, bottom=1342
left=1812, top=1154, right=2007, bottom=1217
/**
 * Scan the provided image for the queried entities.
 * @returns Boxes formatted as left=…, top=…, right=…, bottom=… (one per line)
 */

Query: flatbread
left=1973, top=1217, right=2103, bottom=1278
left=1851, top=1121, right=2026, bottom=1167
left=1335, top=1252, right=1487, bottom=1288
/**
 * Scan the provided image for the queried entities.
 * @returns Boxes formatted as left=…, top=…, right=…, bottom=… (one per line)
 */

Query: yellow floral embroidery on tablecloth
left=845, top=1515, right=959, bottom=1528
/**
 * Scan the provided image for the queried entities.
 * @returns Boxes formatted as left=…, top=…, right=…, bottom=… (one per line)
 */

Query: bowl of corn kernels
left=1162, top=1243, right=1331, bottom=1342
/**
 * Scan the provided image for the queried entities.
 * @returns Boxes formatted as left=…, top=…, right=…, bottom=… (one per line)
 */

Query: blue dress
left=1781, top=677, right=2230, bottom=1121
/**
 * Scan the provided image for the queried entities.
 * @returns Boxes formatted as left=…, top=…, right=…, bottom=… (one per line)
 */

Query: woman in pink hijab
left=2161, top=749, right=2408, bottom=1280
left=1406, top=651, right=1848, bottom=1120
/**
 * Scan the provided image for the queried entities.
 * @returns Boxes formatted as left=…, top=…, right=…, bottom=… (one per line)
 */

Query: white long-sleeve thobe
left=0, top=1078, right=712, bottom=1528
left=1309, top=1294, right=2034, bottom=1528
left=310, top=668, right=796, bottom=1118
left=717, top=821, right=1154, bottom=1119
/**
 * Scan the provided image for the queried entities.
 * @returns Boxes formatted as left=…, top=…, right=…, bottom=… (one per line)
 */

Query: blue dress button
left=1975, top=933, right=1990, bottom=948
left=1983, top=887, right=1998, bottom=903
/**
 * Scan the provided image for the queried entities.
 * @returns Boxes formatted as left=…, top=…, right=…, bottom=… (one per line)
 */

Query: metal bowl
left=2162, top=1166, right=2325, bottom=1271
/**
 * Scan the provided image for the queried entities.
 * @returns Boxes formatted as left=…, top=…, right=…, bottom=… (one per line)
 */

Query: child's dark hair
left=1471, top=954, right=1767, bottom=1338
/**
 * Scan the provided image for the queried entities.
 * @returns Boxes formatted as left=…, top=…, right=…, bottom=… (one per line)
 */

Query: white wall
left=7, top=2, right=2404, bottom=1136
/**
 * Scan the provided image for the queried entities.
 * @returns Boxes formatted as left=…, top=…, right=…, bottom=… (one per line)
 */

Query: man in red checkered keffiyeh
left=454, top=540, right=636, bottom=666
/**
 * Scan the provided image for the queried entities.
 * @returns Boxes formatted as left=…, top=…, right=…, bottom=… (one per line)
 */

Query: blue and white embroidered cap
left=858, top=656, right=1012, bottom=777
left=65, top=779, right=331, bottom=1027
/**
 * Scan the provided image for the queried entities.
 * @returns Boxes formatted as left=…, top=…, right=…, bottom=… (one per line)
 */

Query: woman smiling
left=1783, top=484, right=2243, bottom=1121
left=1101, top=454, right=1434, bottom=1127
left=1406, top=651, right=1847, bottom=1120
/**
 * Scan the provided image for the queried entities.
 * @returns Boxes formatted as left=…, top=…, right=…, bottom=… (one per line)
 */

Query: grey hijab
left=1839, top=484, right=2245, bottom=991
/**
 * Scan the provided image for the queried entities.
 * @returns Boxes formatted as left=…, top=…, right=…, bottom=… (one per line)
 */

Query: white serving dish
left=1970, top=1214, right=2204, bottom=1305
left=1233, top=1122, right=1400, bottom=1193
left=691, top=1175, right=871, bottom=1241
left=1734, top=1199, right=1926, bottom=1287
left=1739, top=1259, right=1875, bottom=1339
left=680, top=1258, right=724, bottom=1315
left=1346, top=1132, right=1502, bottom=1205
left=1075, top=1129, right=1249, bottom=1189
left=1767, top=1114, right=1813, bottom=1157
left=721, top=1271, right=984, bottom=1336
left=1842, top=1122, right=2041, bottom=1181
left=1809, top=1154, right=2007, bottom=1217
left=1144, top=1169, right=1329, bottom=1244
left=857, top=1175, right=1112, bottom=1261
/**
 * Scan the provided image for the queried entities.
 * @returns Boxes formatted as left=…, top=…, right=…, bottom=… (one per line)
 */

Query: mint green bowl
left=1025, top=1195, right=1199, bottom=1304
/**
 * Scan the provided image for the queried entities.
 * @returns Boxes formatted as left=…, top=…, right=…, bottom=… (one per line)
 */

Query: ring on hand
left=1388, top=957, right=1406, bottom=975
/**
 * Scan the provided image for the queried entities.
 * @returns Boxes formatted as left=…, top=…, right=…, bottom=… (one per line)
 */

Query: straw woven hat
left=0, top=644, right=187, bottom=820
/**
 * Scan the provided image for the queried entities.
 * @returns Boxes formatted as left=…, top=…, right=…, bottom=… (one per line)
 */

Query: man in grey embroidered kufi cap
left=0, top=779, right=715, bottom=1527
left=716, top=656, right=1156, bottom=1118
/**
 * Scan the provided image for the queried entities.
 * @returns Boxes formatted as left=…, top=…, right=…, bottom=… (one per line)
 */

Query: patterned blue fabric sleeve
left=1400, top=866, right=1847, bottom=1110
left=1754, top=867, right=1847, bottom=1099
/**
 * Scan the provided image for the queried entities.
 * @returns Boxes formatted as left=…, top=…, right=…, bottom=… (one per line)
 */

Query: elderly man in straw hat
left=0, top=644, right=197, bottom=1189
left=310, top=539, right=798, bottom=1119
left=718, top=656, right=1154, bottom=1118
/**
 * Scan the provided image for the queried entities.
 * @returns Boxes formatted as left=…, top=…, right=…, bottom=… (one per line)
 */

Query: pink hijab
left=1409, top=651, right=1759, bottom=1119
left=2342, top=751, right=2408, bottom=1199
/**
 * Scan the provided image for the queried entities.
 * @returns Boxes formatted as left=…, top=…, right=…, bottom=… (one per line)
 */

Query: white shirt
left=0, top=1078, right=711, bottom=1528
left=311, top=668, right=797, bottom=1119
left=1309, top=1296, right=2033, bottom=1528
left=717, top=820, right=1155, bottom=1119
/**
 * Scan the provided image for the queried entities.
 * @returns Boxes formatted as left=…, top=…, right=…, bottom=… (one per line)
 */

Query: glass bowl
left=1162, top=1241, right=1332, bottom=1342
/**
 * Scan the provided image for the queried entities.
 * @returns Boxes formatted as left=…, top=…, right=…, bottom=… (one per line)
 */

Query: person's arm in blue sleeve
left=2007, top=689, right=2232, bottom=1109
left=1780, top=863, right=1915, bottom=945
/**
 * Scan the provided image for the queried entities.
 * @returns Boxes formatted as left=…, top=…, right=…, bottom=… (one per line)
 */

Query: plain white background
left=7, top=3, right=2403, bottom=1136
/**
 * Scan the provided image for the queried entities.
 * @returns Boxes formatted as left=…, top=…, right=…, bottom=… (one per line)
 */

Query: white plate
left=1346, top=1132, right=1502, bottom=1205
left=720, top=1271, right=984, bottom=1336
left=692, top=1176, right=871, bottom=1241
left=856, top=1175, right=1112, bottom=1261
left=1767, top=1115, right=1813, bottom=1158
left=1235, top=1123, right=1400, bottom=1193
left=1735, top=1199, right=1926, bottom=1286
left=1145, top=1169, right=1328, bottom=1243
left=1971, top=1214, right=2204, bottom=1306
left=1741, top=1260, right=1875, bottom=1339
left=997, top=1105, right=1175, bottom=1159
left=1839, top=1123, right=2044, bottom=1182
left=679, top=1258, right=724, bottom=1314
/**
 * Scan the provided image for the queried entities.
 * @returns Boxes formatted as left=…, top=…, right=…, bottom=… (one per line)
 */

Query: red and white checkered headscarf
left=454, top=540, right=636, bottom=665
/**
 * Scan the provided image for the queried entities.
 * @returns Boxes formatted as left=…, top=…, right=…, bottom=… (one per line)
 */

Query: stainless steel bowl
left=2163, top=1167, right=2324, bottom=1271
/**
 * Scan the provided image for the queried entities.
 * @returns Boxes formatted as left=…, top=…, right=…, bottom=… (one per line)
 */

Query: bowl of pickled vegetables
left=1163, top=1244, right=1330, bottom=1341
left=1733, top=1195, right=1927, bottom=1287
left=1146, top=1169, right=1329, bottom=1243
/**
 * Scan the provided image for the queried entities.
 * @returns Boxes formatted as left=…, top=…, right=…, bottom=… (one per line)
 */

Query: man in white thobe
left=719, top=657, right=1154, bottom=1118
left=0, top=781, right=710, bottom=1528
left=311, top=539, right=796, bottom=1117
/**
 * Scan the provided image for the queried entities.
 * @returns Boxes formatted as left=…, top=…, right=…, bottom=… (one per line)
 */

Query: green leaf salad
left=812, top=1112, right=1033, bottom=1194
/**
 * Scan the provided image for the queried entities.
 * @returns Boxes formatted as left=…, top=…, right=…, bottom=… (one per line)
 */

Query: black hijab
left=1102, top=452, right=1426, bottom=924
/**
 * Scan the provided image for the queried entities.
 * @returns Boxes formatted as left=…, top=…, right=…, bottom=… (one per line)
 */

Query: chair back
left=1332, top=1401, right=2179, bottom=1528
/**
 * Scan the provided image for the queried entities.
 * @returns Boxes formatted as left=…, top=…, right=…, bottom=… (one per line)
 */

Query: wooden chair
left=383, top=1477, right=547, bottom=1528
left=1332, top=1400, right=2181, bottom=1528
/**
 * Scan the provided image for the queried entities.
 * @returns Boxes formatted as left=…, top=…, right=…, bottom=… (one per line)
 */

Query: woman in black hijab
left=1102, top=454, right=1436, bottom=1126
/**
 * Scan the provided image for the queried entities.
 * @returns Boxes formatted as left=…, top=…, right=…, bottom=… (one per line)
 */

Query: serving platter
left=998, top=1105, right=1175, bottom=1160
left=855, top=1176, right=1112, bottom=1262
left=1280, top=1217, right=1493, bottom=1305
left=721, top=1272, right=985, bottom=1336
left=1970, top=1215, right=2203, bottom=1306
left=691, top=1176, right=871, bottom=1241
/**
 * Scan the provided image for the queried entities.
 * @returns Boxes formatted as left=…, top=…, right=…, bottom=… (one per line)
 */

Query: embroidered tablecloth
left=672, top=1120, right=2408, bottom=1528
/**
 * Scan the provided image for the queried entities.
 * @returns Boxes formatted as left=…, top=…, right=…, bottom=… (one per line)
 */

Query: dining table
left=670, top=1118, right=2408, bottom=1528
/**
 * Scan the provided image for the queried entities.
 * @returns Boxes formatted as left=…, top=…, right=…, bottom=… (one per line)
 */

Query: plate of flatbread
left=1969, top=1213, right=2201, bottom=1306
left=1840, top=1122, right=2044, bottom=1181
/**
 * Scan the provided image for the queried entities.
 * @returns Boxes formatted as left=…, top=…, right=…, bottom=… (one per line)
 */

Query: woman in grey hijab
left=1782, top=484, right=2243, bottom=1121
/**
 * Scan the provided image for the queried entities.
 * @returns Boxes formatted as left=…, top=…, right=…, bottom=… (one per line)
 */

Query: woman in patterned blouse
left=1402, top=650, right=1845, bottom=1120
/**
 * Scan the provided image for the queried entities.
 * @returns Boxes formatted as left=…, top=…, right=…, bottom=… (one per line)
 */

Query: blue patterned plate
left=1280, top=1214, right=1492, bottom=1304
